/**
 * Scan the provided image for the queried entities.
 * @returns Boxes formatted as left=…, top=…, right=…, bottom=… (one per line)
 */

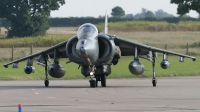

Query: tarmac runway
left=0, top=76, right=200, bottom=112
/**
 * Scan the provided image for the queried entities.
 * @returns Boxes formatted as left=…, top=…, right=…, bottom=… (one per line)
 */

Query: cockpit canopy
left=77, top=23, right=98, bottom=39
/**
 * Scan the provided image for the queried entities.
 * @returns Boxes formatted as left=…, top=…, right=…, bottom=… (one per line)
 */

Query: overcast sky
left=50, top=0, right=199, bottom=18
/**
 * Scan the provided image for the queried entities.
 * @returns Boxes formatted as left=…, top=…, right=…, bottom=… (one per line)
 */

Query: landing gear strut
left=152, top=52, right=157, bottom=87
left=101, top=75, right=106, bottom=87
left=89, top=66, right=96, bottom=88
left=43, top=54, right=49, bottom=87
left=88, top=65, right=107, bottom=88
left=96, top=74, right=107, bottom=87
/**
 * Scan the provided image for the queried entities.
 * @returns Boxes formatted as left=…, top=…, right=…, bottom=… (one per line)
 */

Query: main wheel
left=96, top=81, right=98, bottom=87
left=44, top=80, right=49, bottom=87
left=90, top=80, right=96, bottom=88
left=101, top=75, right=106, bottom=87
left=95, top=76, right=100, bottom=87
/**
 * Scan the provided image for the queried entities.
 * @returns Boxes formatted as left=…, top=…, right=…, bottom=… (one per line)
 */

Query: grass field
left=1, top=55, right=199, bottom=80
left=97, top=21, right=200, bottom=32
left=0, top=30, right=199, bottom=61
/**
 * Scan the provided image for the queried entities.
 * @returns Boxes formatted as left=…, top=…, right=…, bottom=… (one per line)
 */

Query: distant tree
left=98, top=15, right=104, bottom=19
left=124, top=14, right=134, bottom=19
left=0, top=0, right=65, bottom=38
left=155, top=9, right=174, bottom=18
left=111, top=6, right=125, bottom=17
left=0, top=18, right=1, bottom=26
left=171, top=0, right=200, bottom=16
left=180, top=14, right=192, bottom=19
left=142, top=8, right=147, bottom=14
left=0, top=18, right=1, bottom=33
left=134, top=8, right=147, bottom=19
left=145, top=11, right=155, bottom=18
left=134, top=8, right=156, bottom=19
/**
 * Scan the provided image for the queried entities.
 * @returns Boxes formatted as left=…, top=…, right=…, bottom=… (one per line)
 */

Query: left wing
left=4, top=40, right=68, bottom=68
left=114, top=36, right=196, bottom=61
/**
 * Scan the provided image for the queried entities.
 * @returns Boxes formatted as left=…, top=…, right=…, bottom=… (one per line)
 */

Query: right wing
left=114, top=36, right=196, bottom=60
left=4, top=40, right=68, bottom=68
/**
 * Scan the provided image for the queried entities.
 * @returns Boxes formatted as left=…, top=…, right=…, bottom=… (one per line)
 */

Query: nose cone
left=76, top=38, right=99, bottom=65
left=79, top=47, right=87, bottom=57
left=80, top=47, right=85, bottom=52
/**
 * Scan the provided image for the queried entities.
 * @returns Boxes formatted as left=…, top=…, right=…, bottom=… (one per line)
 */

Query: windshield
left=77, top=23, right=98, bottom=39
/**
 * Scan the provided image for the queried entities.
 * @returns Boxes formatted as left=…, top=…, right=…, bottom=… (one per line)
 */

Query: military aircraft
left=3, top=15, right=196, bottom=88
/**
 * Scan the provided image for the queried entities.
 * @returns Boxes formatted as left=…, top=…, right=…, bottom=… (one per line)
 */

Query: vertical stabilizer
left=104, top=13, right=108, bottom=34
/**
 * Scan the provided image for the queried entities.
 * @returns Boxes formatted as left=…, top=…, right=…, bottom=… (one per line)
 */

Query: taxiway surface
left=0, top=76, right=200, bottom=112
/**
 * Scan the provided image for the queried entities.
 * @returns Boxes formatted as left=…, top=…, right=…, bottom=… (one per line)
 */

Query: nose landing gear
left=88, top=65, right=107, bottom=88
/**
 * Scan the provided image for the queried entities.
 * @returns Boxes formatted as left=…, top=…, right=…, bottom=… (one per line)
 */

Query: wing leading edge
left=114, top=36, right=196, bottom=61
left=4, top=40, right=69, bottom=68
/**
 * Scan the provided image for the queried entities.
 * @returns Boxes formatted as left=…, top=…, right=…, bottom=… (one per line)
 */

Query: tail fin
left=104, top=13, right=108, bottom=34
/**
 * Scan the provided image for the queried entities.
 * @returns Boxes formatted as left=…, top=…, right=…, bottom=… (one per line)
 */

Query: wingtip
left=4, top=65, right=8, bottom=68
left=192, top=57, right=196, bottom=61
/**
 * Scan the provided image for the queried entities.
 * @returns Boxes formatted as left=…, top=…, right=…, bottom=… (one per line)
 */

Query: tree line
left=1, top=16, right=199, bottom=27
left=0, top=0, right=200, bottom=38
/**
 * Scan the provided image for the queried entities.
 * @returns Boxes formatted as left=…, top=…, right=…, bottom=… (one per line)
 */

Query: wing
left=4, top=40, right=68, bottom=68
left=114, top=36, right=196, bottom=61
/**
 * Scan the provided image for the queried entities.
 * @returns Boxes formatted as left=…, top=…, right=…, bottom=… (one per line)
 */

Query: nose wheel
left=44, top=79, right=49, bottom=87
left=89, top=79, right=97, bottom=87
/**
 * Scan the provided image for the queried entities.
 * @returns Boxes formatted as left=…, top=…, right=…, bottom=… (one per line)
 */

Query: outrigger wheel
left=44, top=79, right=49, bottom=87
left=152, top=79, right=157, bottom=87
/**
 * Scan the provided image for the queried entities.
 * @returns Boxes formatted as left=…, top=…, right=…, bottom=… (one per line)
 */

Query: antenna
left=104, top=11, right=108, bottom=34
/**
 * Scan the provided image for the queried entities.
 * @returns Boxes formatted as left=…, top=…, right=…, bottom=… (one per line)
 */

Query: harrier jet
left=3, top=15, right=196, bottom=88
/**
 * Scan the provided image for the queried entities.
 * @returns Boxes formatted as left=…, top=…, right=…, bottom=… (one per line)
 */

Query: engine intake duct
left=66, top=36, right=82, bottom=64
left=97, top=36, right=114, bottom=63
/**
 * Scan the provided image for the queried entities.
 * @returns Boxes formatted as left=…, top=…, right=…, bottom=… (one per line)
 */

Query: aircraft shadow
left=0, top=85, right=152, bottom=90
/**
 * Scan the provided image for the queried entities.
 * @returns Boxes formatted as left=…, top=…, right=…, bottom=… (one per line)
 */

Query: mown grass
left=97, top=20, right=200, bottom=32
left=0, top=55, right=199, bottom=80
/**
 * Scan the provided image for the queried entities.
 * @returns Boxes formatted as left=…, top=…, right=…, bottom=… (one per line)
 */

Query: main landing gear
left=95, top=75, right=106, bottom=87
left=89, top=66, right=106, bottom=88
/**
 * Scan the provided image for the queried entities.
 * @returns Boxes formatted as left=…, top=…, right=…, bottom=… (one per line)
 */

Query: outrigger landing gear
left=44, top=79, right=49, bottom=87
left=151, top=52, right=157, bottom=87
left=43, top=54, right=49, bottom=87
